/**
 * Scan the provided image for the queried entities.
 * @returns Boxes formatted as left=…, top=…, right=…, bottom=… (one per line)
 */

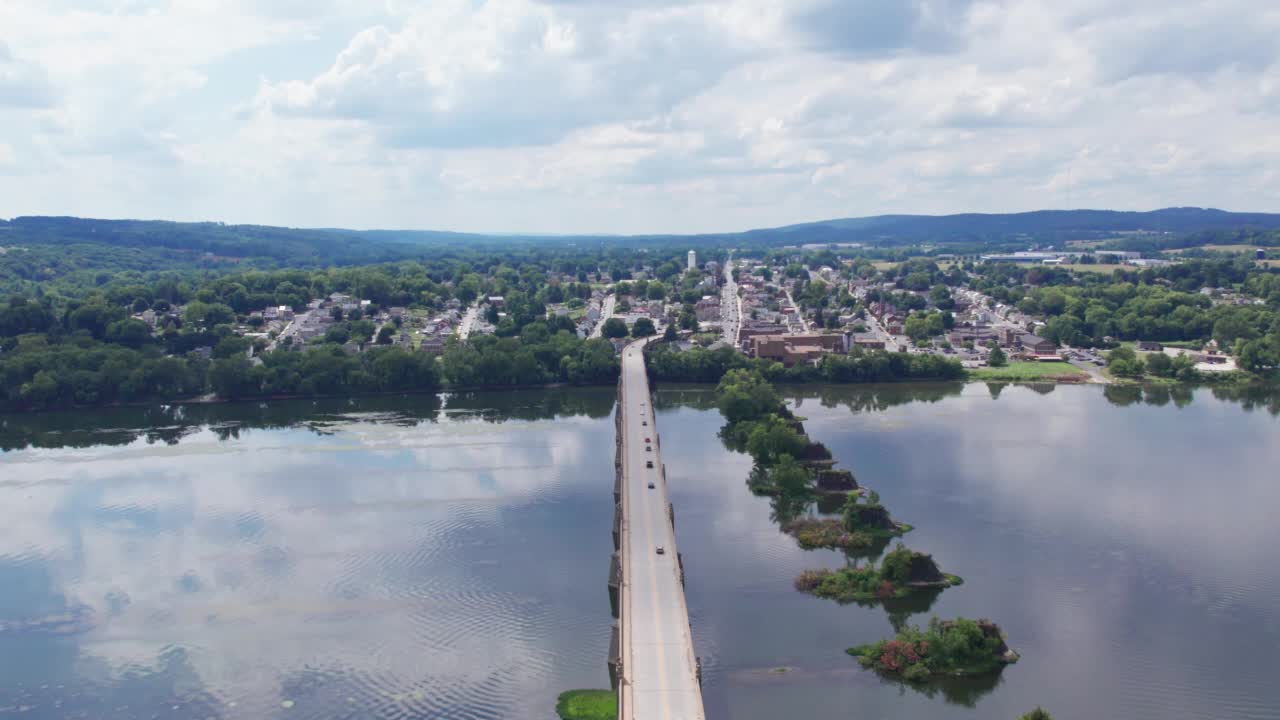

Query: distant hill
left=4, top=207, right=1279, bottom=262
left=749, top=208, right=1280, bottom=246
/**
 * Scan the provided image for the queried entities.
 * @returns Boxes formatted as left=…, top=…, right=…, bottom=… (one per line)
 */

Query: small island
left=782, top=490, right=911, bottom=550
left=795, top=543, right=962, bottom=603
left=848, top=617, right=1019, bottom=683
left=555, top=689, right=616, bottom=720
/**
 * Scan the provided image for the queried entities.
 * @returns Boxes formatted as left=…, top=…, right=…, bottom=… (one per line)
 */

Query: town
left=107, top=243, right=1274, bottom=390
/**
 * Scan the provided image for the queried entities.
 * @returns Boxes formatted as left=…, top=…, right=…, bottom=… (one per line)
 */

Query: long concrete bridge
left=608, top=341, right=706, bottom=720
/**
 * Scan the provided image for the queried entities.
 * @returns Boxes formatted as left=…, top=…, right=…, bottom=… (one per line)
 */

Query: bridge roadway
left=617, top=341, right=705, bottom=720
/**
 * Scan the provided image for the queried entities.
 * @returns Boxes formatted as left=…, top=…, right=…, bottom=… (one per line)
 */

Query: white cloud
left=252, top=0, right=757, bottom=148
left=0, top=41, right=57, bottom=108
left=0, top=0, right=1278, bottom=231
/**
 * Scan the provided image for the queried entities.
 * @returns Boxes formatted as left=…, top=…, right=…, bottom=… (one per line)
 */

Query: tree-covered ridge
left=0, top=224, right=728, bottom=300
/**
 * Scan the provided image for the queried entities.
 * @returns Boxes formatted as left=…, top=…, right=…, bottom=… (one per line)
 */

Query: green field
left=872, top=258, right=958, bottom=271
left=556, top=690, right=616, bottom=720
left=969, top=361, right=1086, bottom=381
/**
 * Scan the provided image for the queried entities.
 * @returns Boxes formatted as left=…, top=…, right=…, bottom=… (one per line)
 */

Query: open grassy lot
left=969, top=361, right=1086, bottom=381
left=871, top=258, right=958, bottom=271
left=556, top=690, right=616, bottom=720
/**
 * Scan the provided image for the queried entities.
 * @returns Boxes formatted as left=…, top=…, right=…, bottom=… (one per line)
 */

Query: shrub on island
left=848, top=617, right=1019, bottom=682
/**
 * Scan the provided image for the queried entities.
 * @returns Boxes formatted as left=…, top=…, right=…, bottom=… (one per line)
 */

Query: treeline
left=0, top=326, right=619, bottom=411
left=646, top=343, right=965, bottom=384
left=1103, top=227, right=1280, bottom=253
left=0, top=223, right=725, bottom=301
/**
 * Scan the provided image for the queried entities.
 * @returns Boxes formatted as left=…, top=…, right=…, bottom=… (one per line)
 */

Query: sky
left=1, top=0, right=1278, bottom=234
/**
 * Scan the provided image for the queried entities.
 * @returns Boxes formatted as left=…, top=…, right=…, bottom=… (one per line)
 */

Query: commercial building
left=980, top=252, right=1066, bottom=263
left=1017, top=334, right=1057, bottom=356
left=738, top=322, right=790, bottom=350
left=694, top=296, right=721, bottom=322
left=750, top=333, right=848, bottom=367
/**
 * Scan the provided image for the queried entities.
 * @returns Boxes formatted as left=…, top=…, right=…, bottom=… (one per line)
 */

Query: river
left=1, top=383, right=1277, bottom=719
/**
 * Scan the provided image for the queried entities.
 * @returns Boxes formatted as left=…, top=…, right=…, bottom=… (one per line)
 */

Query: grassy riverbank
left=967, top=361, right=1086, bottom=381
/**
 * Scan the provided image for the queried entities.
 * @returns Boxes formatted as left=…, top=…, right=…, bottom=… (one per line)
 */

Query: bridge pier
left=608, top=621, right=621, bottom=690
left=608, top=551, right=621, bottom=618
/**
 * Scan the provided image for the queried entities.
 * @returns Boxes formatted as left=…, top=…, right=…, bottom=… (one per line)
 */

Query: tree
left=601, top=317, right=629, bottom=339
left=1144, top=351, right=1173, bottom=377
left=715, top=369, right=782, bottom=424
left=377, top=324, right=396, bottom=345
left=1106, top=345, right=1143, bottom=376
left=662, top=324, right=678, bottom=342
left=1238, top=338, right=1279, bottom=373
left=988, top=344, right=1008, bottom=367
left=1019, top=709, right=1053, bottom=720
left=105, top=319, right=154, bottom=348
left=766, top=455, right=813, bottom=495
left=631, top=318, right=657, bottom=338
left=745, top=415, right=808, bottom=465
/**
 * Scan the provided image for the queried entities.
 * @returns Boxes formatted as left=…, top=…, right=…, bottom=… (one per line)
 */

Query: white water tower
left=687, top=250, right=697, bottom=271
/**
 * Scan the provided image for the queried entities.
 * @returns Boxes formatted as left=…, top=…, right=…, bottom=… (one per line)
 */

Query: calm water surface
left=656, top=383, right=1280, bottom=720
left=2, top=383, right=1278, bottom=719
left=0, top=390, right=619, bottom=719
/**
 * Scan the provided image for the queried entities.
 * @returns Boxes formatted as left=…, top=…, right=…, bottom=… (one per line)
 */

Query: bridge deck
left=618, top=342, right=705, bottom=720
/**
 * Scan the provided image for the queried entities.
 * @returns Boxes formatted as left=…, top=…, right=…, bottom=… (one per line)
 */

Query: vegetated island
left=712, top=368, right=909, bottom=550
left=782, top=489, right=912, bottom=551
left=555, top=689, right=615, bottom=720
left=848, top=617, right=1019, bottom=683
left=795, top=542, right=962, bottom=604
